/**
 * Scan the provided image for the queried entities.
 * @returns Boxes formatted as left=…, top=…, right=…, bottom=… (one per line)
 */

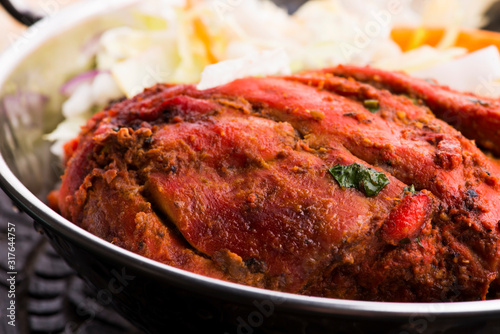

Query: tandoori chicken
left=49, top=65, right=500, bottom=302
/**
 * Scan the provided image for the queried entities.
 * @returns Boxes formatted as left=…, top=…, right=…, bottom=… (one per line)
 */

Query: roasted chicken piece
left=330, top=64, right=500, bottom=155
left=51, top=66, right=500, bottom=302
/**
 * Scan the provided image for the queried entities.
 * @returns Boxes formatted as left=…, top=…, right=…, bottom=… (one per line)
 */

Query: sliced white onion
left=60, top=70, right=101, bottom=97
left=44, top=116, right=89, bottom=158
left=91, top=72, right=124, bottom=106
left=197, top=49, right=291, bottom=90
left=372, top=45, right=468, bottom=73
left=62, top=83, right=94, bottom=119
left=413, top=45, right=500, bottom=95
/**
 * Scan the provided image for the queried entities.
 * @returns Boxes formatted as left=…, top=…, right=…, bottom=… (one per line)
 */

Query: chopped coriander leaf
left=328, top=163, right=390, bottom=197
left=399, top=237, right=411, bottom=245
left=363, top=99, right=380, bottom=113
left=403, top=184, right=416, bottom=195
left=416, top=237, right=424, bottom=249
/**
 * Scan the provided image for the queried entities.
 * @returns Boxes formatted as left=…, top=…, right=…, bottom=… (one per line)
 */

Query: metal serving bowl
left=2, top=1, right=500, bottom=333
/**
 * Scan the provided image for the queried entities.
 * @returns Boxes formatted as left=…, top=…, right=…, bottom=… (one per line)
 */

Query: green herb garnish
left=399, top=237, right=411, bottom=245
left=328, top=163, right=390, bottom=197
left=363, top=99, right=380, bottom=113
left=403, top=184, right=416, bottom=195
left=416, top=237, right=424, bottom=249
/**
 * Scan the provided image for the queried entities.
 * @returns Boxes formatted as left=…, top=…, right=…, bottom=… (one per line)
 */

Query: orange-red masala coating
left=51, top=66, right=500, bottom=302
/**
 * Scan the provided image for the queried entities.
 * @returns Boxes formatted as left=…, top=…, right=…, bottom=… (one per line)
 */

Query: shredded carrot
left=193, top=17, right=218, bottom=64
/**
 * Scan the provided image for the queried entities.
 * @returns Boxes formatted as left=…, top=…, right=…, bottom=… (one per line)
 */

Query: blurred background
left=2, top=0, right=500, bottom=52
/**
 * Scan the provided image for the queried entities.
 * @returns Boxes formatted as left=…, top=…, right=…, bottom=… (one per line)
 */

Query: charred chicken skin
left=50, top=65, right=500, bottom=302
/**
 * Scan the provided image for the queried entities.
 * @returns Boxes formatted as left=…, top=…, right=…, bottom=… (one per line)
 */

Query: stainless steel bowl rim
left=1, top=0, right=500, bottom=319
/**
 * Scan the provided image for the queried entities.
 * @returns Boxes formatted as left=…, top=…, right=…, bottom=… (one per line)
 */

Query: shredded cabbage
left=47, top=0, right=500, bottom=158
left=197, top=49, right=291, bottom=90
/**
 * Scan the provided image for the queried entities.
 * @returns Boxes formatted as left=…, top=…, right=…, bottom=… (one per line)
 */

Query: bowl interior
left=0, top=0, right=147, bottom=197
left=3, top=1, right=500, bottom=329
